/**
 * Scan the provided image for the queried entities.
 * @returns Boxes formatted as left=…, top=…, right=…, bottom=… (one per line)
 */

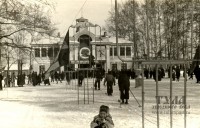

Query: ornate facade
left=31, top=17, right=134, bottom=73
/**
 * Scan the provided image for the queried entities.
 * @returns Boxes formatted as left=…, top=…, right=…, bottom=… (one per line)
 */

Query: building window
left=54, top=47, right=59, bottom=57
left=120, top=47, right=125, bottom=56
left=121, top=63, right=127, bottom=70
left=110, top=47, right=113, bottom=56
left=35, top=48, right=40, bottom=57
left=112, top=64, right=117, bottom=71
left=114, top=47, right=117, bottom=56
left=41, top=48, right=47, bottom=57
left=48, top=48, right=53, bottom=57
left=126, top=47, right=131, bottom=56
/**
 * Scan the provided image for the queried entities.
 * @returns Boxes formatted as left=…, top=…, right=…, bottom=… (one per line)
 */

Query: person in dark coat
left=94, top=69, right=103, bottom=90
left=22, top=72, right=26, bottom=85
left=104, top=71, right=115, bottom=96
left=0, top=73, right=3, bottom=90
left=41, top=72, right=45, bottom=82
left=153, top=67, right=162, bottom=81
left=144, top=68, right=149, bottom=79
left=130, top=69, right=135, bottom=79
left=160, top=67, right=165, bottom=78
left=118, top=70, right=130, bottom=104
left=175, top=66, right=181, bottom=82
left=78, top=71, right=84, bottom=86
left=54, top=71, right=59, bottom=84
left=50, top=72, right=54, bottom=82
left=37, top=73, right=41, bottom=85
left=194, top=65, right=200, bottom=83
left=150, top=68, right=154, bottom=79
left=172, top=69, right=176, bottom=81
left=32, top=72, right=37, bottom=86
left=11, top=72, right=16, bottom=87
left=44, top=74, right=50, bottom=86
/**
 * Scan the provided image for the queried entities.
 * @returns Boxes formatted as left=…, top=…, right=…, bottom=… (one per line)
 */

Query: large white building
left=31, top=17, right=134, bottom=73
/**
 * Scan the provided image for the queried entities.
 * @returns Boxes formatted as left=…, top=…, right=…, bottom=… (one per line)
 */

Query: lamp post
left=95, top=24, right=102, bottom=68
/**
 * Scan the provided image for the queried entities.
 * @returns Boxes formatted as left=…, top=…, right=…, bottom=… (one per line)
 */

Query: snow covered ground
left=0, top=77, right=200, bottom=128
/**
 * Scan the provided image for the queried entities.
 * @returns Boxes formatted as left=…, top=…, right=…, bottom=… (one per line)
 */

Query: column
left=112, top=46, right=114, bottom=59
left=53, top=46, right=54, bottom=58
left=106, top=45, right=110, bottom=72
left=39, top=47, right=41, bottom=57
left=92, top=45, right=96, bottom=58
left=75, top=46, right=79, bottom=69
left=125, top=46, right=126, bottom=58
left=46, top=47, right=48, bottom=57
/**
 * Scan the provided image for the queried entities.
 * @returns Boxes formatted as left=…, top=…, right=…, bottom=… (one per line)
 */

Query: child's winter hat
left=99, top=105, right=109, bottom=113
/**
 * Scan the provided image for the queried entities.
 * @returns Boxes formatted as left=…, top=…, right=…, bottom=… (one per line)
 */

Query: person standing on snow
left=94, top=69, right=103, bottom=90
left=90, top=105, right=114, bottom=128
left=118, top=70, right=130, bottom=104
left=104, top=71, right=115, bottom=96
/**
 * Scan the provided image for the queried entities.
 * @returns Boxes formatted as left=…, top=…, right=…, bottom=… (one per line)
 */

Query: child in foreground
left=90, top=105, right=114, bottom=128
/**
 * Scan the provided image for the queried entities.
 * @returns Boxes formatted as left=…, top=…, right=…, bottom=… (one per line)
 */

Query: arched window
left=78, top=35, right=92, bottom=48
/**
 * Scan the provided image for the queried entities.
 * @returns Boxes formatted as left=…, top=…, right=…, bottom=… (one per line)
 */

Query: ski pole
left=130, top=89, right=141, bottom=107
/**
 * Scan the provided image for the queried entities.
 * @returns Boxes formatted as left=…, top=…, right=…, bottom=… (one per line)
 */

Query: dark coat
left=118, top=71, right=130, bottom=91
left=175, top=67, right=181, bottom=78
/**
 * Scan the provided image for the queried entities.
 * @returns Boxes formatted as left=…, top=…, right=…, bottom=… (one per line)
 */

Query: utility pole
left=175, top=0, right=179, bottom=60
left=133, top=0, right=137, bottom=68
left=0, top=26, right=1, bottom=69
left=6, top=46, right=9, bottom=87
left=191, top=0, right=194, bottom=59
left=146, top=0, right=150, bottom=59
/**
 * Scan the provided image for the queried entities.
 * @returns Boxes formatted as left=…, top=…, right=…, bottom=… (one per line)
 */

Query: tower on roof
left=76, top=17, right=88, bottom=23
left=74, top=17, right=95, bottom=32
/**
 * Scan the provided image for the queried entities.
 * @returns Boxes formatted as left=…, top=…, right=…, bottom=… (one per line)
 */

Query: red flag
left=45, top=30, right=70, bottom=78
left=58, top=30, right=70, bottom=66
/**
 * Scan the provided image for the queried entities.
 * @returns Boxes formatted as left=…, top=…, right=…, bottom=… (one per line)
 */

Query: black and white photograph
left=0, top=0, right=200, bottom=128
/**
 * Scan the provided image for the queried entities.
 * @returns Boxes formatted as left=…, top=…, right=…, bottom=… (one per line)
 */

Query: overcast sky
left=50, top=0, right=109, bottom=36
left=49, top=0, right=145, bottom=36
left=50, top=0, right=134, bottom=36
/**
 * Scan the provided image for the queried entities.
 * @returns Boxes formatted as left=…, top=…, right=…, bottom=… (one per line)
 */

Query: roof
left=31, top=37, right=61, bottom=45
left=108, top=37, right=133, bottom=44
left=76, top=17, right=88, bottom=22
left=4, top=64, right=30, bottom=71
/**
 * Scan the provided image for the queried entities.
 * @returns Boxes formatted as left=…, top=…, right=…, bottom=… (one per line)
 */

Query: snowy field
left=0, top=77, right=200, bottom=128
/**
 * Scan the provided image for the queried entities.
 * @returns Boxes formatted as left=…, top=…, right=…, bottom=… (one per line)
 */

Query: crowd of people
left=0, top=72, right=26, bottom=89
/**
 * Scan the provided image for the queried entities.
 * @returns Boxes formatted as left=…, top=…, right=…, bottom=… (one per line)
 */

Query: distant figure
left=78, top=71, right=84, bottom=86
left=172, top=69, right=176, bottom=81
left=44, top=74, right=50, bottom=86
left=11, top=72, right=16, bottom=87
left=194, top=65, right=200, bottom=83
left=37, top=73, right=41, bottom=85
left=50, top=72, right=54, bottom=82
left=90, top=105, right=114, bottom=128
left=22, top=72, right=26, bottom=85
left=54, top=71, right=59, bottom=84
left=0, top=72, right=3, bottom=90
left=118, top=70, right=130, bottom=104
left=94, top=69, right=103, bottom=90
left=175, top=66, right=181, bottom=82
left=104, top=71, right=115, bottom=96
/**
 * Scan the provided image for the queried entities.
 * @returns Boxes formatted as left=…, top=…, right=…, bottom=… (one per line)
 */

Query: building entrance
left=80, top=64, right=90, bottom=69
